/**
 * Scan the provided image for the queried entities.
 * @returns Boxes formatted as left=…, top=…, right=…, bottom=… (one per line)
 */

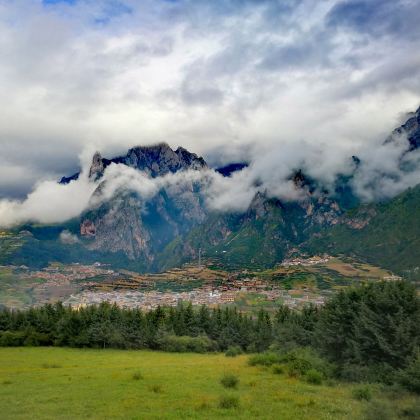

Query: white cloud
left=59, top=230, right=80, bottom=244
left=0, top=170, right=96, bottom=227
left=0, top=130, right=419, bottom=228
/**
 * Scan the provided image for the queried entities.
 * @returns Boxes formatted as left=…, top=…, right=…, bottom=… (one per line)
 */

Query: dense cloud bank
left=0, top=127, right=419, bottom=228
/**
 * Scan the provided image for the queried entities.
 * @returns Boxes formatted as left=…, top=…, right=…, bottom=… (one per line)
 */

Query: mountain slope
left=390, top=105, right=420, bottom=150
left=304, top=184, right=420, bottom=275
left=79, top=143, right=208, bottom=268
left=158, top=191, right=345, bottom=270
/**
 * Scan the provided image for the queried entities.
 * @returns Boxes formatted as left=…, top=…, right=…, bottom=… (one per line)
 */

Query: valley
left=0, top=255, right=400, bottom=311
left=1, top=3, right=420, bottom=419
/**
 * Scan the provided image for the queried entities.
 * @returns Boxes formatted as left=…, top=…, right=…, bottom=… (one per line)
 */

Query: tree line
left=0, top=280, right=419, bottom=385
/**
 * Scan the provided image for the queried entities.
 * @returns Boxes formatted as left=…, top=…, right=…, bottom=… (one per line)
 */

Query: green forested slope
left=305, top=184, right=420, bottom=275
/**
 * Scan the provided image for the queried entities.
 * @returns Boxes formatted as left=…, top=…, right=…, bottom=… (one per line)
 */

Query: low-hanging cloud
left=59, top=230, right=80, bottom=244
left=0, top=170, right=96, bottom=228
left=353, top=132, right=420, bottom=201
left=0, top=126, right=419, bottom=229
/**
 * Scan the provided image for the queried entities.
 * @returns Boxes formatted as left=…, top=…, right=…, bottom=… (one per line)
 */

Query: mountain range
left=1, top=106, right=419, bottom=277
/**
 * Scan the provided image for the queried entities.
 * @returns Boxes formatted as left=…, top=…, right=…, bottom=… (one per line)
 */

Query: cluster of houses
left=280, top=255, right=331, bottom=267
left=64, top=288, right=240, bottom=310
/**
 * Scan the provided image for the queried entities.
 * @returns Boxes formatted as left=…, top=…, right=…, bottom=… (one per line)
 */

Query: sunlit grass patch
left=0, top=347, right=415, bottom=419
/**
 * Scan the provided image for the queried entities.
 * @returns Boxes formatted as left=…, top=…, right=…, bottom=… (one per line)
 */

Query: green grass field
left=0, top=347, right=417, bottom=419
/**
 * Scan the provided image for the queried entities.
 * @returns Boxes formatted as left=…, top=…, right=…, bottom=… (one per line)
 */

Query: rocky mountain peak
left=84, top=143, right=207, bottom=181
left=123, top=143, right=207, bottom=177
left=89, top=152, right=105, bottom=180
left=248, top=191, right=271, bottom=218
left=389, top=106, right=420, bottom=150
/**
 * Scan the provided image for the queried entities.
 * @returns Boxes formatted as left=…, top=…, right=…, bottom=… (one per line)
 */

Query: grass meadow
left=0, top=347, right=417, bottom=419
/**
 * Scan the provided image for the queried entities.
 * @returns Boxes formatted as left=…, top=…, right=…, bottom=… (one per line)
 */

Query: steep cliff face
left=158, top=185, right=346, bottom=270
left=304, top=184, right=420, bottom=274
left=391, top=106, right=420, bottom=150
left=79, top=144, right=208, bottom=267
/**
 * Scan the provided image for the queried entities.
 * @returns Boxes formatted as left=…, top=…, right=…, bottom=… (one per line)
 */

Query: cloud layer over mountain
left=0, top=126, right=419, bottom=228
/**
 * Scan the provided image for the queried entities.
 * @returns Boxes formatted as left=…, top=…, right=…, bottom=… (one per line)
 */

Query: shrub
left=338, top=364, right=372, bottom=382
left=315, top=281, right=420, bottom=371
left=24, top=332, right=51, bottom=347
left=272, top=364, right=284, bottom=375
left=195, top=397, right=211, bottom=410
left=132, top=371, right=143, bottom=380
left=352, top=385, right=372, bottom=401
left=400, top=400, right=420, bottom=418
left=339, top=362, right=395, bottom=384
left=381, top=383, right=407, bottom=400
left=225, top=346, right=242, bottom=357
left=248, top=353, right=281, bottom=367
left=220, top=373, right=239, bottom=389
left=281, top=348, right=331, bottom=378
left=397, top=355, right=420, bottom=394
left=305, top=369, right=323, bottom=385
left=148, top=384, right=163, bottom=394
left=287, top=357, right=312, bottom=377
left=219, top=395, right=240, bottom=409
left=364, top=400, right=394, bottom=420
left=158, top=335, right=216, bottom=353
left=0, top=331, right=25, bottom=347
left=325, top=379, right=337, bottom=387
left=41, top=363, right=61, bottom=369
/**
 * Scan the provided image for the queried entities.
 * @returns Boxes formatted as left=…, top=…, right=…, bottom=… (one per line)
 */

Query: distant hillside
left=304, top=184, right=420, bottom=275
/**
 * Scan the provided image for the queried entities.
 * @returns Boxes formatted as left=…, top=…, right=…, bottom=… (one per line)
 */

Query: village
left=280, top=255, right=332, bottom=267
left=3, top=254, right=400, bottom=310
left=63, top=284, right=327, bottom=311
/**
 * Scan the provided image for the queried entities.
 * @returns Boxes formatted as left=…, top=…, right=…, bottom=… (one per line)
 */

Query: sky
left=0, top=0, right=420, bottom=220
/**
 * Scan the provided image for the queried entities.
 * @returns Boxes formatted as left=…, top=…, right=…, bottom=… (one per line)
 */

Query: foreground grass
left=0, top=348, right=416, bottom=419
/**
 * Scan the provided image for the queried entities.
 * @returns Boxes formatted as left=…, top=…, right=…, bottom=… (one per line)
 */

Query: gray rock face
left=387, top=106, right=420, bottom=151
left=83, top=195, right=153, bottom=262
left=88, top=143, right=207, bottom=180
left=89, top=152, right=105, bottom=180
left=80, top=143, right=208, bottom=267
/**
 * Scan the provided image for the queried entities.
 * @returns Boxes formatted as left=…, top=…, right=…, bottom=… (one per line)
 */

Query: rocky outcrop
left=89, top=152, right=106, bottom=180
left=343, top=207, right=376, bottom=230
left=215, top=162, right=248, bottom=177
left=80, top=220, right=96, bottom=236
left=391, top=106, right=420, bottom=150
left=83, top=196, right=153, bottom=261
left=87, top=143, right=207, bottom=180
